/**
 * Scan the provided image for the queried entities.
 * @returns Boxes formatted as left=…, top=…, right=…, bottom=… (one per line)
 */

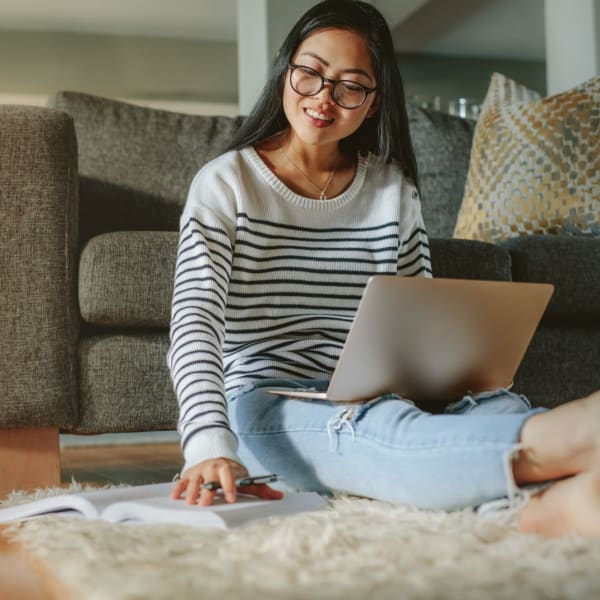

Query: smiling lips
left=304, top=107, right=334, bottom=127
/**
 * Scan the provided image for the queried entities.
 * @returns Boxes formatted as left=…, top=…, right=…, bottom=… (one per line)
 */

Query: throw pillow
left=453, top=73, right=600, bottom=242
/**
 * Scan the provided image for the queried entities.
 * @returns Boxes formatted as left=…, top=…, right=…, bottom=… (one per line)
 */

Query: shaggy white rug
left=3, top=484, right=600, bottom=600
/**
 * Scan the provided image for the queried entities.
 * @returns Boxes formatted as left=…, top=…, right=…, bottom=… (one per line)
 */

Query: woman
left=169, top=0, right=600, bottom=538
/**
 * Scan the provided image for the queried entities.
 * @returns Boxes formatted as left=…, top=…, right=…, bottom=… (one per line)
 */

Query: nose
left=315, top=80, right=336, bottom=104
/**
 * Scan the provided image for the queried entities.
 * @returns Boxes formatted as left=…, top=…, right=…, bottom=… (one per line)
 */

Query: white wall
left=545, top=0, right=600, bottom=93
left=0, top=30, right=238, bottom=111
left=3, top=2, right=595, bottom=112
left=236, top=0, right=318, bottom=115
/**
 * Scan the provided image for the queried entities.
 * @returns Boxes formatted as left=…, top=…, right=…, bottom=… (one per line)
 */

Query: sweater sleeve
left=167, top=172, right=242, bottom=472
left=397, top=182, right=432, bottom=278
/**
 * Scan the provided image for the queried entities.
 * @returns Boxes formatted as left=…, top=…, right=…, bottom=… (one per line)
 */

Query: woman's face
left=283, top=27, right=378, bottom=149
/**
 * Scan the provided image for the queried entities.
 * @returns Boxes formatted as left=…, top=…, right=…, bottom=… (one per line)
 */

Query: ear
left=366, top=96, right=381, bottom=118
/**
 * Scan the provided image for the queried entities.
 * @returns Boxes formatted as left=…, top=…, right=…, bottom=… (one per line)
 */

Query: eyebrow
left=298, top=51, right=374, bottom=81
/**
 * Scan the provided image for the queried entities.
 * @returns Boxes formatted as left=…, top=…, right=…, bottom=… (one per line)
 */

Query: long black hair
left=225, top=0, right=418, bottom=186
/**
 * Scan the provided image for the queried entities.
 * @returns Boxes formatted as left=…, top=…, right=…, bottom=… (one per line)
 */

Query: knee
left=449, top=389, right=532, bottom=415
left=228, top=389, right=281, bottom=433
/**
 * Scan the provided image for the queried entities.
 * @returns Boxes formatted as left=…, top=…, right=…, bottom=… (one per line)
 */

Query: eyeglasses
left=288, top=64, right=377, bottom=109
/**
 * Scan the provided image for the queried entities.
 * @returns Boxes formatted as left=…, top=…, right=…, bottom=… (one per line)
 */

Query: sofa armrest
left=0, top=105, right=78, bottom=429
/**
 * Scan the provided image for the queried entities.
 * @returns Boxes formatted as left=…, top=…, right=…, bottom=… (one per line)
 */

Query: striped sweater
left=167, top=147, right=432, bottom=470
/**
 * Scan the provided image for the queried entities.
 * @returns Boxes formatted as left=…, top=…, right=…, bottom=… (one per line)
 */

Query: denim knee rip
left=325, top=396, right=390, bottom=452
left=474, top=443, right=529, bottom=514
left=445, top=388, right=532, bottom=415
left=451, top=389, right=545, bottom=513
left=326, top=406, right=357, bottom=452
left=478, top=426, right=552, bottom=515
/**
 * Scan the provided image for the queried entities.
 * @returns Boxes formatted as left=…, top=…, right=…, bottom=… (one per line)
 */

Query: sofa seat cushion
left=75, top=333, right=177, bottom=433
left=429, top=238, right=511, bottom=281
left=500, top=236, right=600, bottom=324
left=80, top=234, right=512, bottom=328
left=79, top=231, right=178, bottom=328
left=513, top=324, right=600, bottom=408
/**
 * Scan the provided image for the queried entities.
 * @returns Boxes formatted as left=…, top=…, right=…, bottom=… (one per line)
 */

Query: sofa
left=1, top=91, right=599, bottom=493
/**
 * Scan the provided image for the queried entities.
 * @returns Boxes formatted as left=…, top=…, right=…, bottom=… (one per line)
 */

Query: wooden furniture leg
left=0, top=428, right=60, bottom=497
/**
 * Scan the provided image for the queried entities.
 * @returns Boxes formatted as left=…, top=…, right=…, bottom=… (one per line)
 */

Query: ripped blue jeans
left=227, top=379, right=547, bottom=511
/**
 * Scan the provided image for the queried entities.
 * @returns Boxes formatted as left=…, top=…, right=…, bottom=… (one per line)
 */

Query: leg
left=511, top=391, right=600, bottom=537
left=513, top=391, right=600, bottom=483
left=0, top=428, right=61, bottom=496
left=228, top=381, right=536, bottom=511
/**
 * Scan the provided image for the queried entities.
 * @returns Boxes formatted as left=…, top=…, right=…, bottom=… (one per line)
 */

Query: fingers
left=198, top=487, right=217, bottom=507
left=171, top=468, right=205, bottom=505
left=218, top=464, right=237, bottom=504
left=184, top=477, right=204, bottom=506
left=170, top=478, right=187, bottom=500
left=238, top=484, right=284, bottom=500
left=171, top=458, right=247, bottom=506
left=170, top=458, right=283, bottom=506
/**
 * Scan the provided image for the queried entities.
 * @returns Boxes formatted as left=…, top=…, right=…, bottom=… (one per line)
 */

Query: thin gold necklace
left=280, top=144, right=336, bottom=200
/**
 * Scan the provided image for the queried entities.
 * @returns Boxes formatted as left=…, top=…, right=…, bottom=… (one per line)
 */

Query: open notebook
left=268, top=276, right=554, bottom=404
left=0, top=482, right=327, bottom=529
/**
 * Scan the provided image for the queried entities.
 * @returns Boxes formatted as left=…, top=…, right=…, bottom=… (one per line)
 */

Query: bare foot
left=514, top=390, right=600, bottom=484
left=518, top=469, right=600, bottom=538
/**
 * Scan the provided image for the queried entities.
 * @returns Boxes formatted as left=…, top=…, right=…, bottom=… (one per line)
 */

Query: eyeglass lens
left=290, top=66, right=369, bottom=109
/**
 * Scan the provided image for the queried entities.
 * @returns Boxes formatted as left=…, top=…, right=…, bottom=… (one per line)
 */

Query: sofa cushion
left=76, top=333, right=177, bottom=433
left=80, top=233, right=511, bottom=328
left=49, top=92, right=244, bottom=243
left=48, top=91, right=473, bottom=243
left=407, top=106, right=476, bottom=239
left=500, top=236, right=600, bottom=324
left=454, top=73, right=600, bottom=242
left=429, top=238, right=511, bottom=281
left=79, top=232, right=178, bottom=328
left=513, top=324, right=600, bottom=408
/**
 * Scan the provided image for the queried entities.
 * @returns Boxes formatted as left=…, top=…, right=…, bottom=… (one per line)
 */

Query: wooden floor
left=61, top=441, right=183, bottom=487
left=0, top=441, right=183, bottom=600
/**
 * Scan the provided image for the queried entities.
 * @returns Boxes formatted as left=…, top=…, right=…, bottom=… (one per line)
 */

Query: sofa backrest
left=408, top=107, right=475, bottom=238
left=49, top=91, right=474, bottom=243
left=49, top=92, right=244, bottom=244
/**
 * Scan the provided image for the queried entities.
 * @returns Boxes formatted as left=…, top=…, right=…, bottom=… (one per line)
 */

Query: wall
left=399, top=53, right=547, bottom=109
left=237, top=0, right=316, bottom=114
left=544, top=0, right=600, bottom=93
left=0, top=4, right=551, bottom=114
left=0, top=30, right=238, bottom=113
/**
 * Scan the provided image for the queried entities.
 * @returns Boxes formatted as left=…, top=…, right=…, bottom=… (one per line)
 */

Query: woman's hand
left=171, top=457, right=284, bottom=506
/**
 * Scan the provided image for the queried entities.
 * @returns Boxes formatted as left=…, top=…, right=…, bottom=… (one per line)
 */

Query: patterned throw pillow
left=453, top=73, right=600, bottom=242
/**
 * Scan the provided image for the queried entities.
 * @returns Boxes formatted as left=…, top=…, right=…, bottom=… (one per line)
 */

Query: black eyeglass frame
left=287, top=63, right=377, bottom=109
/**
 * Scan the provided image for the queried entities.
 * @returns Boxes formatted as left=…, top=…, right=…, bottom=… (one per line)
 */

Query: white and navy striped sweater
left=168, top=147, right=432, bottom=469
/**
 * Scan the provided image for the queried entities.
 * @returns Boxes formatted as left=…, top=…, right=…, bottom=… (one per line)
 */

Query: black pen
left=200, top=473, right=279, bottom=491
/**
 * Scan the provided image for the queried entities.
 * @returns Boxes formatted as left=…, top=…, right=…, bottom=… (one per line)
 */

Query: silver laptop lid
left=324, top=276, right=554, bottom=403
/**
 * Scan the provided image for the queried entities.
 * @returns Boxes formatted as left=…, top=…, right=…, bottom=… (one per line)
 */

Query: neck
left=256, top=129, right=357, bottom=201
left=281, top=131, right=342, bottom=174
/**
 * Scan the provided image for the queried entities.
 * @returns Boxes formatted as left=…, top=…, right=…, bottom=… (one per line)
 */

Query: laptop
left=267, top=276, right=554, bottom=404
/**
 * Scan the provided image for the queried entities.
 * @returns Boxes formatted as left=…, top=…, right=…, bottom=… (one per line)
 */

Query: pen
left=200, top=473, right=279, bottom=491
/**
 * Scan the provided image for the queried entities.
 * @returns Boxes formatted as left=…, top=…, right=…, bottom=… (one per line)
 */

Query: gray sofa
left=2, top=91, right=599, bottom=492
